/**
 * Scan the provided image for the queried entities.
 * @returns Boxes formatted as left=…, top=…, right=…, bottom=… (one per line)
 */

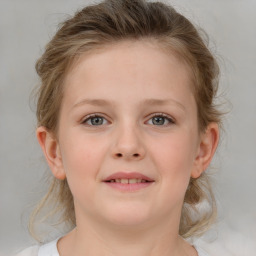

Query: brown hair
left=30, top=0, right=221, bottom=240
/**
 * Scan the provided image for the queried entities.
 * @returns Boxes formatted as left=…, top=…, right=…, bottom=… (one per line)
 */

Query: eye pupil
left=153, top=116, right=165, bottom=125
left=91, top=117, right=103, bottom=125
left=85, top=115, right=171, bottom=126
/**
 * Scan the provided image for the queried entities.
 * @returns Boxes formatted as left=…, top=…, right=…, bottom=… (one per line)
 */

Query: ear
left=36, top=126, right=66, bottom=180
left=191, top=123, right=219, bottom=178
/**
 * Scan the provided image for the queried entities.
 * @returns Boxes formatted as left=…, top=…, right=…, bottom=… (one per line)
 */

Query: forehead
left=64, top=39, right=194, bottom=90
left=60, top=40, right=197, bottom=122
left=59, top=39, right=198, bottom=129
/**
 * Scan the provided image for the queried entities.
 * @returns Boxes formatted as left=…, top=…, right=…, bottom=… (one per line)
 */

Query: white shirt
left=15, top=238, right=210, bottom=256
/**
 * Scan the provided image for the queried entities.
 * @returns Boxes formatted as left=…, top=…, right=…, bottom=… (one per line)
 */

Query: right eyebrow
left=72, top=98, right=186, bottom=112
left=72, top=99, right=115, bottom=109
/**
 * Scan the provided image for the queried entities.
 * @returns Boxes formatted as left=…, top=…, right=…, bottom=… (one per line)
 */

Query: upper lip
left=103, top=172, right=154, bottom=182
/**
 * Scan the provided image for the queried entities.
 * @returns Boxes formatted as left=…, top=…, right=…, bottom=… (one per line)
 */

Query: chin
left=101, top=203, right=153, bottom=228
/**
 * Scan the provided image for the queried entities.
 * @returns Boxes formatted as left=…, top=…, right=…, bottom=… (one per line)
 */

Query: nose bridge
left=112, top=118, right=145, bottom=160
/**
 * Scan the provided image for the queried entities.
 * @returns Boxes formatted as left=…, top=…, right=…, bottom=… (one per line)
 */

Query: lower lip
left=104, top=182, right=154, bottom=192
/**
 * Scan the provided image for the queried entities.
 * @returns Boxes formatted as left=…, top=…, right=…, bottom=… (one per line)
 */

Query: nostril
left=115, top=153, right=140, bottom=158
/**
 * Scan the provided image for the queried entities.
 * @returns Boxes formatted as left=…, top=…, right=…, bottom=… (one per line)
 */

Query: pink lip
left=103, top=172, right=155, bottom=192
left=103, top=172, right=154, bottom=182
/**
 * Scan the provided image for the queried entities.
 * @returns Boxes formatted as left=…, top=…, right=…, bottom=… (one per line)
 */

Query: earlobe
left=36, top=126, right=66, bottom=180
left=191, top=123, right=219, bottom=178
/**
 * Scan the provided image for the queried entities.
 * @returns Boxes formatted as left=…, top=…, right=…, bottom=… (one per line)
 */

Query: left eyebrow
left=72, top=98, right=185, bottom=112
left=141, top=98, right=186, bottom=111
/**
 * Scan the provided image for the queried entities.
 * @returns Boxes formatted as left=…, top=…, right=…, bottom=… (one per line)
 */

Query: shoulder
left=14, top=238, right=59, bottom=256
left=15, top=245, right=39, bottom=256
left=193, top=238, right=234, bottom=256
left=194, top=245, right=210, bottom=256
left=37, top=239, right=59, bottom=256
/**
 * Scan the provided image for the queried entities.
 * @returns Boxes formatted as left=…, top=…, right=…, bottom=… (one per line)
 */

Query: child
left=17, top=0, right=222, bottom=255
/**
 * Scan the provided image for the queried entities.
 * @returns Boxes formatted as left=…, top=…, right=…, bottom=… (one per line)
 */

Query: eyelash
left=81, top=113, right=175, bottom=127
left=147, top=113, right=175, bottom=126
left=82, top=114, right=108, bottom=126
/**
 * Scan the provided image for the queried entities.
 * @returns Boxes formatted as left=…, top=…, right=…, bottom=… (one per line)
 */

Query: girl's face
left=40, top=40, right=216, bottom=229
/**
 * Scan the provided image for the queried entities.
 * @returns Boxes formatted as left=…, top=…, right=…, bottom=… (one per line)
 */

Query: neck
left=58, top=215, right=196, bottom=256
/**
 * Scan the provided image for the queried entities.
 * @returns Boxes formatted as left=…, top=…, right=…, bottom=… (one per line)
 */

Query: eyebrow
left=141, top=99, right=185, bottom=111
left=73, top=99, right=114, bottom=108
left=72, top=98, right=185, bottom=111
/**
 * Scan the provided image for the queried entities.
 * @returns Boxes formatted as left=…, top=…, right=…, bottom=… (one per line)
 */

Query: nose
left=111, top=123, right=146, bottom=161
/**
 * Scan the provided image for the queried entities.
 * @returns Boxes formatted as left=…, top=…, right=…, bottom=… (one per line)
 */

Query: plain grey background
left=0, top=0, right=256, bottom=255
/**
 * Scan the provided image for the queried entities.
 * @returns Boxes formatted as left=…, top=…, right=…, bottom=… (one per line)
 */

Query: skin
left=37, top=40, right=219, bottom=256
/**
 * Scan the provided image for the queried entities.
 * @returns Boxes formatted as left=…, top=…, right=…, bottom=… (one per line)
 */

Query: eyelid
left=81, top=112, right=175, bottom=126
left=81, top=113, right=110, bottom=126
left=146, top=112, right=175, bottom=125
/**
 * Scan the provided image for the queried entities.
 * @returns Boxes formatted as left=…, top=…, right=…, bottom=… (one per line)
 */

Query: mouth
left=105, top=178, right=152, bottom=184
left=103, top=172, right=154, bottom=182
left=103, top=172, right=154, bottom=192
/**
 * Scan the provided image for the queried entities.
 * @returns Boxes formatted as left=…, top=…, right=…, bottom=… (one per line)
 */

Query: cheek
left=61, top=132, right=104, bottom=170
left=59, top=140, right=106, bottom=210
left=150, top=133, right=198, bottom=196
left=151, top=134, right=196, bottom=174
left=59, top=133, right=108, bottom=194
left=145, top=134, right=196, bottom=214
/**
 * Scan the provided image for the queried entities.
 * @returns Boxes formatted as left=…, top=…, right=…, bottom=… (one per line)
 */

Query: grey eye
left=90, top=117, right=104, bottom=125
left=152, top=116, right=166, bottom=125
left=83, top=115, right=107, bottom=126
left=148, top=114, right=174, bottom=126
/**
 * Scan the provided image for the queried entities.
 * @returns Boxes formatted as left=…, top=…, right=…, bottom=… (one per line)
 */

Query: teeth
left=110, top=178, right=148, bottom=183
